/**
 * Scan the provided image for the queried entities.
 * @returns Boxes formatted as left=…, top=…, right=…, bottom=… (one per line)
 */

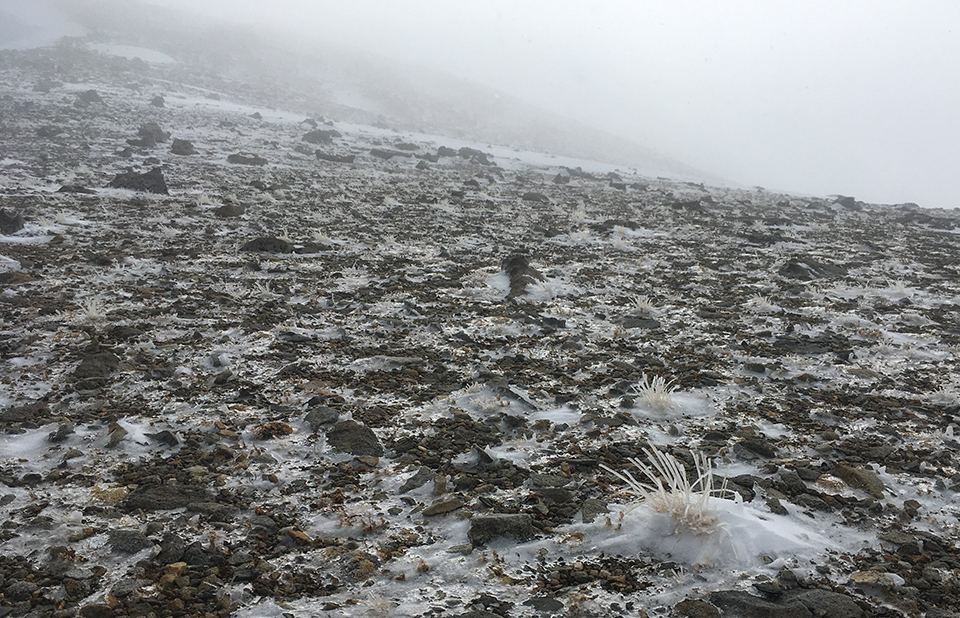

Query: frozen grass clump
left=746, top=293, right=778, bottom=313
left=598, top=444, right=834, bottom=567
left=601, top=444, right=731, bottom=536
left=631, top=294, right=657, bottom=315
left=633, top=374, right=678, bottom=411
left=80, top=296, right=107, bottom=321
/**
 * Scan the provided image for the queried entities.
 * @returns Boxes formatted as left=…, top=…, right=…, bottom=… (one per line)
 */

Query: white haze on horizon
left=8, top=0, right=960, bottom=209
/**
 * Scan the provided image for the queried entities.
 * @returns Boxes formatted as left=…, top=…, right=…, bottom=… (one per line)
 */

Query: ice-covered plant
left=311, top=230, right=333, bottom=245
left=252, top=280, right=274, bottom=296
left=634, top=374, right=678, bottom=411
left=631, top=294, right=657, bottom=315
left=598, top=446, right=832, bottom=568
left=80, top=297, right=107, bottom=320
left=747, top=293, right=777, bottom=312
left=600, top=444, right=732, bottom=535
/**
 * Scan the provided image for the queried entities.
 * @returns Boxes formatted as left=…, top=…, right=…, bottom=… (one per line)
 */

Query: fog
left=132, top=0, right=959, bottom=209
left=27, top=1, right=960, bottom=209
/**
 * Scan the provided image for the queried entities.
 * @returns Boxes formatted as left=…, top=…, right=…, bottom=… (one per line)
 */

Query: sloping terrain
left=1, top=38, right=960, bottom=618
left=53, top=0, right=712, bottom=182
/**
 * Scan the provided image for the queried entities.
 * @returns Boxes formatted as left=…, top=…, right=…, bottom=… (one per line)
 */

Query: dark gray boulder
left=171, top=139, right=197, bottom=155
left=304, top=405, right=339, bottom=431
left=778, top=256, right=848, bottom=280
left=108, top=529, right=153, bottom=554
left=708, top=591, right=812, bottom=618
left=325, top=420, right=384, bottom=456
left=468, top=514, right=537, bottom=545
left=122, top=485, right=214, bottom=511
left=227, top=152, right=267, bottom=165
left=370, top=148, right=412, bottom=160
left=315, top=151, right=356, bottom=163
left=240, top=236, right=293, bottom=253
left=77, top=89, right=102, bottom=104
left=138, top=122, right=170, bottom=142
left=302, top=129, right=341, bottom=144
left=0, top=208, right=25, bottom=234
left=108, top=167, right=169, bottom=194
left=786, top=590, right=863, bottom=618
left=521, top=192, right=550, bottom=203
left=72, top=352, right=119, bottom=381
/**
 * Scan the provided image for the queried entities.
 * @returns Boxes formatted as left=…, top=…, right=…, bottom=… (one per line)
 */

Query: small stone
left=849, top=570, right=898, bottom=589
left=423, top=498, right=464, bottom=516
left=675, top=598, right=721, bottom=618
left=787, top=590, right=864, bottom=617
left=832, top=463, right=885, bottom=498
left=740, top=437, right=779, bottom=458
left=108, top=529, right=152, bottom=554
left=580, top=498, right=608, bottom=523
left=145, top=430, right=179, bottom=447
left=214, top=203, right=244, bottom=217
left=240, top=236, right=294, bottom=253
left=80, top=604, right=113, bottom=618
left=106, top=421, right=128, bottom=447
left=468, top=514, right=537, bottom=545
left=171, top=139, right=197, bottom=155
left=325, top=420, right=384, bottom=457
left=48, top=422, right=74, bottom=443
left=227, top=152, right=267, bottom=165
left=77, top=89, right=103, bottom=103
left=164, top=562, right=188, bottom=577
left=523, top=597, right=565, bottom=614
left=111, top=578, right=141, bottom=598
left=123, top=485, right=214, bottom=511
left=709, top=590, right=811, bottom=618
left=286, top=529, right=313, bottom=545
left=107, top=167, right=169, bottom=194
left=0, top=208, right=25, bottom=234
left=304, top=405, right=339, bottom=431
left=73, top=352, right=120, bottom=381
left=400, top=467, right=435, bottom=493
left=254, top=421, right=293, bottom=439
left=5, top=580, right=38, bottom=602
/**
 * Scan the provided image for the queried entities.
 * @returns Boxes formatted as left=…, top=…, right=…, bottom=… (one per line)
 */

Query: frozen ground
left=0, top=33, right=959, bottom=618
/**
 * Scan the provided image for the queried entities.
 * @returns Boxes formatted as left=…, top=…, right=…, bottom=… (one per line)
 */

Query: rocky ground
left=1, top=37, right=960, bottom=618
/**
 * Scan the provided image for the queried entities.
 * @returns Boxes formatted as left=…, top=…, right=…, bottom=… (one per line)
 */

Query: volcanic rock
left=240, top=236, right=293, bottom=253
left=171, top=138, right=197, bottom=155
left=122, top=485, right=215, bottom=511
left=370, top=148, right=411, bottom=159
left=315, top=151, right=356, bottom=163
left=108, top=167, right=169, bottom=194
left=468, top=514, right=537, bottom=545
left=302, top=129, right=341, bottom=143
left=138, top=122, right=170, bottom=142
left=0, top=208, right=25, bottom=234
left=72, top=351, right=119, bottom=381
left=227, top=152, right=267, bottom=165
left=325, top=420, right=384, bottom=456
left=708, top=590, right=811, bottom=618
left=77, top=89, right=103, bottom=104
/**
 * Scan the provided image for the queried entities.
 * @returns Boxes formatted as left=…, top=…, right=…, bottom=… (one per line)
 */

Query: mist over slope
left=56, top=0, right=713, bottom=181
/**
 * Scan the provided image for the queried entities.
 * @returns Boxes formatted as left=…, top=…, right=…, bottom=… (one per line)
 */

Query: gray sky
left=148, top=1, right=960, bottom=208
